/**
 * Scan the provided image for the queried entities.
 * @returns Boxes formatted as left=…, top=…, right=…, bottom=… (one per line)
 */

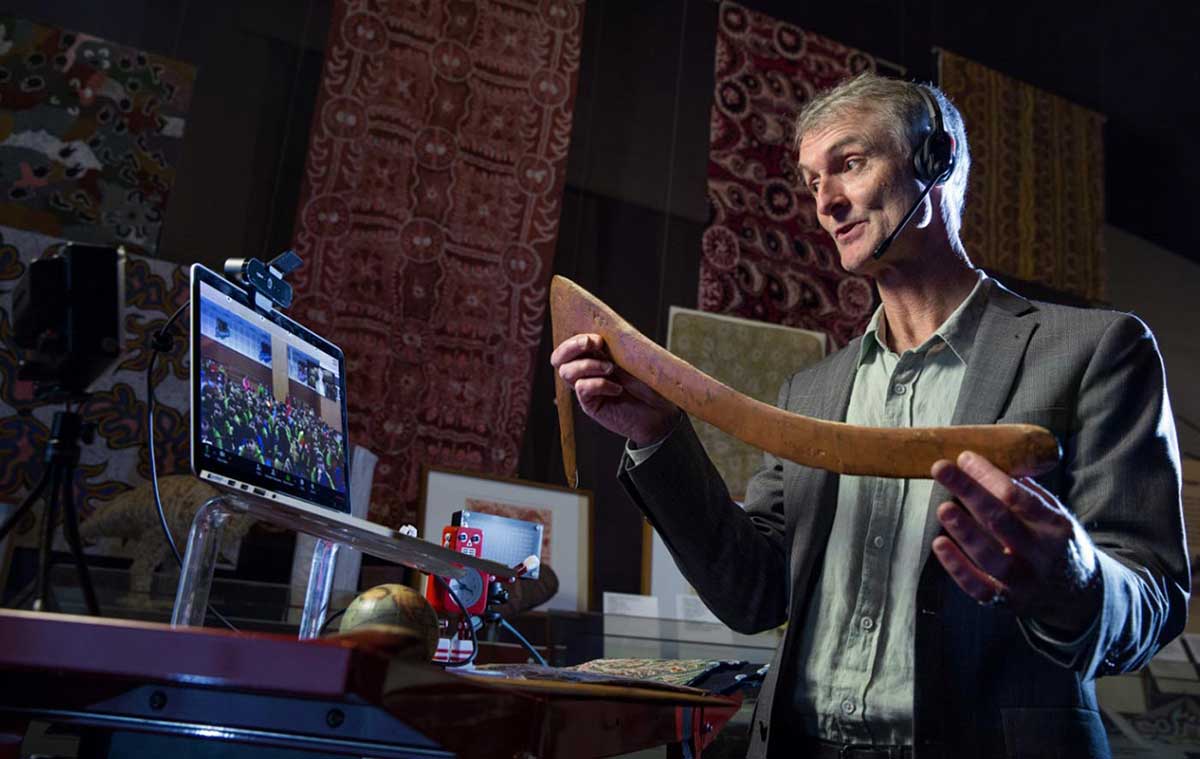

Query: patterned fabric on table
left=0, top=16, right=195, bottom=254
left=938, top=50, right=1106, bottom=302
left=0, top=226, right=190, bottom=557
left=701, top=2, right=903, bottom=349
left=568, top=657, right=740, bottom=688
left=289, top=0, right=585, bottom=526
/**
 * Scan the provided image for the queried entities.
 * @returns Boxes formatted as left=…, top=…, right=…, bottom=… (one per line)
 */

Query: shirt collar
left=858, top=270, right=990, bottom=365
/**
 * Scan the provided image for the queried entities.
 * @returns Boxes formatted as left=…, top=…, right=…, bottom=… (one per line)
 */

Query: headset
left=871, top=84, right=957, bottom=260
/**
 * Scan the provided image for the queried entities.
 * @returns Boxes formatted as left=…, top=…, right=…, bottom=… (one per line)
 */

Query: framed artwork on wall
left=418, top=467, right=593, bottom=613
left=666, top=307, right=826, bottom=500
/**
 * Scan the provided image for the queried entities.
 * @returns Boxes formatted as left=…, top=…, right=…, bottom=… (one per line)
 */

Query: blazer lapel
left=920, top=279, right=1040, bottom=552
left=784, top=337, right=861, bottom=617
left=817, top=338, right=860, bottom=421
left=783, top=338, right=859, bottom=523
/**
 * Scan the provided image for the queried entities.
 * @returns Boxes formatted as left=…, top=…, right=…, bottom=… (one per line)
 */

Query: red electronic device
left=425, top=525, right=490, bottom=616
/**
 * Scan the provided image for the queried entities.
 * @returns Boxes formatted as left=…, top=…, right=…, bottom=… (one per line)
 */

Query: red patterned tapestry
left=0, top=15, right=196, bottom=255
left=290, top=1, right=585, bottom=526
left=0, top=227, right=191, bottom=554
left=938, top=50, right=1106, bottom=302
left=701, top=2, right=902, bottom=348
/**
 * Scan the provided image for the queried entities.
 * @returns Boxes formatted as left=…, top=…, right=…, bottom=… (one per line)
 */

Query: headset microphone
left=872, top=85, right=956, bottom=261
left=871, top=179, right=941, bottom=260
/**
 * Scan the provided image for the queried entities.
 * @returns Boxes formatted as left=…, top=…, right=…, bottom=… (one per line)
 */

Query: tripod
left=0, top=410, right=101, bottom=615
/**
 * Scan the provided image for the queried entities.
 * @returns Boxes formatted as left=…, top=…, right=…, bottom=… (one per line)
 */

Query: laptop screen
left=190, top=264, right=350, bottom=513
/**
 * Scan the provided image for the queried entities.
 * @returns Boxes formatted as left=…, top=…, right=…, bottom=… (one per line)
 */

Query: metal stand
left=170, top=493, right=513, bottom=639
left=0, top=411, right=100, bottom=616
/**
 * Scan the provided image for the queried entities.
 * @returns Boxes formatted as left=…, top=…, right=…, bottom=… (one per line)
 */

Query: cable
left=148, top=302, right=188, bottom=567
left=435, top=574, right=478, bottom=668
left=148, top=301, right=238, bottom=632
left=499, top=617, right=547, bottom=666
left=319, top=606, right=348, bottom=635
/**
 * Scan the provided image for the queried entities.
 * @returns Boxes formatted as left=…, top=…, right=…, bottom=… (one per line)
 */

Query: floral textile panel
left=0, top=15, right=195, bottom=254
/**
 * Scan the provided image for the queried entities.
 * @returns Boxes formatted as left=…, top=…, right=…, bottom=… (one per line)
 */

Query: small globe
left=338, top=584, right=440, bottom=660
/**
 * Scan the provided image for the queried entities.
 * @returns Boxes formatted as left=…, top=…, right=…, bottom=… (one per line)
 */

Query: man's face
left=797, top=110, right=922, bottom=274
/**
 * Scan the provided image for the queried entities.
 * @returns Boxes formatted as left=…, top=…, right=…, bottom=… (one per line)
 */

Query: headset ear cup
left=913, top=86, right=957, bottom=185
left=915, top=130, right=955, bottom=185
left=928, top=130, right=956, bottom=184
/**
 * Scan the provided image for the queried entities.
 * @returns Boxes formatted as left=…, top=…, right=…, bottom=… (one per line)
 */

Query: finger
left=574, top=376, right=624, bottom=407
left=550, top=334, right=606, bottom=367
left=936, top=501, right=1019, bottom=585
left=557, top=357, right=615, bottom=385
left=933, top=455, right=1035, bottom=554
left=611, top=367, right=677, bottom=412
left=1013, top=476, right=1070, bottom=524
left=931, top=535, right=1006, bottom=605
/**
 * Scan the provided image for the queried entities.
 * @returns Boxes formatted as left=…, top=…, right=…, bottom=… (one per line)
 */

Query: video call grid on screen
left=195, top=277, right=349, bottom=501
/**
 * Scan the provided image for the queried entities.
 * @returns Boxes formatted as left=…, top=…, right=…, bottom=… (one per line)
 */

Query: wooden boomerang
left=550, top=275, right=1060, bottom=487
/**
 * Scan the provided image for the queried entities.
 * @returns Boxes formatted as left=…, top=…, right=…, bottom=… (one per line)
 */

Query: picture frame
left=641, top=307, right=826, bottom=621
left=666, top=306, right=825, bottom=500
left=418, top=467, right=594, bottom=613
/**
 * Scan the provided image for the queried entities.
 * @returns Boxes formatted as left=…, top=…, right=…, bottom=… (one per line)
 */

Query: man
left=551, top=73, right=1188, bottom=758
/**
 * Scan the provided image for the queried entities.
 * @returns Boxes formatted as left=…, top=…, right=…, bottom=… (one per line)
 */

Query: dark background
left=6, top=0, right=1197, bottom=604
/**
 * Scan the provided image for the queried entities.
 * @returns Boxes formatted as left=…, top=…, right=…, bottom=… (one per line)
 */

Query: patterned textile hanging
left=0, top=15, right=195, bottom=254
left=289, top=1, right=585, bottom=526
left=700, top=1, right=902, bottom=348
left=938, top=49, right=1106, bottom=302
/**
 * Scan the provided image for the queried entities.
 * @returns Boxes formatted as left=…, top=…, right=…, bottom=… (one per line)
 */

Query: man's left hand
left=930, top=451, right=1103, bottom=637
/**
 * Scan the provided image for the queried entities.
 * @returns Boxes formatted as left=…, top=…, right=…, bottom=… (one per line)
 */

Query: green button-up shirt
left=792, top=271, right=988, bottom=745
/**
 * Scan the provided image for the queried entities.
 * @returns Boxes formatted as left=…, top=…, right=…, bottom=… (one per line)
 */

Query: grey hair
left=793, top=73, right=971, bottom=240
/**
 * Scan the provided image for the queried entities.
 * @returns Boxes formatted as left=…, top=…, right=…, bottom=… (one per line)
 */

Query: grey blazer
left=620, top=279, right=1189, bottom=759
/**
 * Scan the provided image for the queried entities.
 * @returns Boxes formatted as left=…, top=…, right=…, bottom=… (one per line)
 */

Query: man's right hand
left=550, top=333, right=681, bottom=447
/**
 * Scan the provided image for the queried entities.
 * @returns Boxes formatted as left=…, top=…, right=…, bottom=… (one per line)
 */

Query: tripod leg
left=33, top=465, right=62, bottom=613
left=0, top=465, right=53, bottom=544
left=59, top=466, right=101, bottom=616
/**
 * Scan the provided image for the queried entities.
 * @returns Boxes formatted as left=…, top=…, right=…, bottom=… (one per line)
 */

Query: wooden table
left=0, top=610, right=740, bottom=758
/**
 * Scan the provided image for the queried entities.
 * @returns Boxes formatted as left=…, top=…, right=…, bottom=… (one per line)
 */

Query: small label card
left=603, top=592, right=661, bottom=618
left=676, top=594, right=722, bottom=624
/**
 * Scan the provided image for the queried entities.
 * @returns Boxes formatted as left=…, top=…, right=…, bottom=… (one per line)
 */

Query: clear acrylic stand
left=170, top=494, right=513, bottom=639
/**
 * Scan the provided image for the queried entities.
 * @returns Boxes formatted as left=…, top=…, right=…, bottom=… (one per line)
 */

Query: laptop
left=188, top=264, right=514, bottom=581
left=189, top=263, right=364, bottom=524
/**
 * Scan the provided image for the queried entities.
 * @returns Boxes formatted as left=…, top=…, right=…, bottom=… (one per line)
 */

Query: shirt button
left=861, top=616, right=874, bottom=630
left=841, top=699, right=856, bottom=715
left=872, top=536, right=884, bottom=548
left=892, top=383, right=907, bottom=395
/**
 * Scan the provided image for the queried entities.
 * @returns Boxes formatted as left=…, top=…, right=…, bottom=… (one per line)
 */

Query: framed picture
left=418, top=467, right=593, bottom=613
left=667, top=306, right=825, bottom=500
left=641, top=307, right=826, bottom=621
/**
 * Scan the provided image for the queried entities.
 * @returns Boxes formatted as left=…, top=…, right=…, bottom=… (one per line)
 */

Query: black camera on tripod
left=11, top=243, right=125, bottom=402
left=1, top=242, right=125, bottom=615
